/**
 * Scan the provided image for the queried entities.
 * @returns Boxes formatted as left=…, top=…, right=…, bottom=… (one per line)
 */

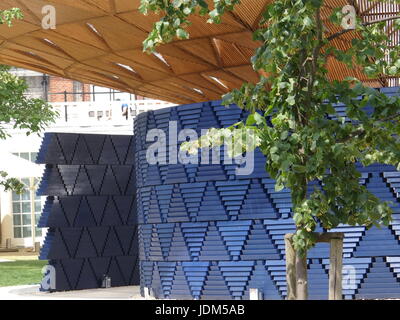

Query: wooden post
left=285, top=234, right=297, bottom=300
left=329, top=237, right=343, bottom=300
left=285, top=232, right=344, bottom=300
left=295, top=253, right=308, bottom=300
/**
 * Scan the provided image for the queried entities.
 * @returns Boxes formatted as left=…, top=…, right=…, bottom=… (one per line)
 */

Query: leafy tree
left=0, top=8, right=57, bottom=193
left=141, top=0, right=400, bottom=298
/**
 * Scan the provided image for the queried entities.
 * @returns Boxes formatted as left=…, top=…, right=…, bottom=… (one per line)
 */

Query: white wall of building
left=0, top=132, right=45, bottom=248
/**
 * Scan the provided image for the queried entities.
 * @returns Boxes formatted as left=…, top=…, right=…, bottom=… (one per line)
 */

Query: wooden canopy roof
left=0, top=0, right=398, bottom=104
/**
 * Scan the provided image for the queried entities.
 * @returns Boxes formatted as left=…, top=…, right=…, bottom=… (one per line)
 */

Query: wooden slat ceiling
left=0, top=0, right=398, bottom=104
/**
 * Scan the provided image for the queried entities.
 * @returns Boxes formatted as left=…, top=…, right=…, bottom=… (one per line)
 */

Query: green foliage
left=142, top=0, right=400, bottom=256
left=0, top=7, right=23, bottom=26
left=140, top=0, right=240, bottom=52
left=0, top=9, right=58, bottom=194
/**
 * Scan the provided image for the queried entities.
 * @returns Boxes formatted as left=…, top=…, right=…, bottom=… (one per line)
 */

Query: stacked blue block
left=135, top=89, right=400, bottom=300
left=37, top=133, right=139, bottom=291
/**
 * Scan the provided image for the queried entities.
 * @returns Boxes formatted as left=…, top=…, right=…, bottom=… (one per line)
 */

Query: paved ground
left=0, top=285, right=146, bottom=300
left=0, top=252, right=39, bottom=261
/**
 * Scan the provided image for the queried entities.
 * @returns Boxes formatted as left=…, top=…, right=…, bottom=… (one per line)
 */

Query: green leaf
left=176, top=28, right=189, bottom=39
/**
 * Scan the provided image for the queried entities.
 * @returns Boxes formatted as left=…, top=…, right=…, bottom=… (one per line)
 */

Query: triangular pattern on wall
left=114, top=196, right=135, bottom=225
left=84, top=134, right=106, bottom=164
left=73, top=166, right=94, bottom=195
left=356, top=257, right=400, bottom=299
left=155, top=185, right=174, bottom=222
left=242, top=221, right=281, bottom=260
left=182, top=262, right=209, bottom=299
left=61, top=258, right=85, bottom=290
left=202, top=265, right=231, bottom=300
left=180, top=183, right=206, bottom=221
left=57, top=134, right=79, bottom=164
left=101, top=197, right=123, bottom=226
left=112, top=166, right=133, bottom=195
left=197, top=182, right=226, bottom=221
left=171, top=264, right=192, bottom=299
left=199, top=224, right=230, bottom=261
left=59, top=197, right=81, bottom=227
left=246, top=261, right=282, bottom=300
left=75, top=228, right=97, bottom=258
left=354, top=224, right=400, bottom=257
left=219, top=261, right=254, bottom=299
left=150, top=263, right=163, bottom=299
left=37, top=132, right=139, bottom=293
left=88, top=226, right=111, bottom=256
left=75, top=259, right=99, bottom=290
left=169, top=224, right=191, bottom=261
left=86, top=196, right=108, bottom=226
left=262, top=179, right=293, bottom=218
left=216, top=180, right=249, bottom=218
left=62, top=228, right=83, bottom=258
left=217, top=220, right=251, bottom=260
left=58, top=165, right=79, bottom=195
left=158, top=262, right=177, bottom=298
left=74, top=197, right=96, bottom=227
left=167, top=185, right=189, bottom=222
left=71, top=135, right=93, bottom=164
left=47, top=197, right=70, bottom=228
left=156, top=223, right=175, bottom=260
left=103, top=227, right=124, bottom=257
left=110, top=135, right=132, bottom=165
left=264, top=219, right=296, bottom=257
left=85, top=165, right=107, bottom=194
left=100, top=166, right=121, bottom=195
left=99, top=136, right=120, bottom=164
left=107, top=257, right=126, bottom=287
left=239, top=179, right=278, bottom=219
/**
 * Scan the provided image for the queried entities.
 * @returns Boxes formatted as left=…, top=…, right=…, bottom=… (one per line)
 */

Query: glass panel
left=31, top=152, right=38, bottom=163
left=35, top=201, right=42, bottom=213
left=21, top=178, right=29, bottom=187
left=21, top=202, right=31, bottom=213
left=22, top=215, right=31, bottom=225
left=13, top=214, right=21, bottom=226
left=12, top=192, right=20, bottom=201
left=35, top=214, right=41, bottom=224
left=14, top=227, right=22, bottom=239
left=20, top=153, right=29, bottom=161
left=35, top=193, right=41, bottom=200
left=35, top=228, right=42, bottom=237
left=12, top=202, right=20, bottom=213
left=22, top=227, right=31, bottom=238
left=21, top=191, right=30, bottom=201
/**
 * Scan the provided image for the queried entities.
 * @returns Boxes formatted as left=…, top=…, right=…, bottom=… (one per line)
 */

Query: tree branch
left=327, top=15, right=400, bottom=42
left=379, top=111, right=400, bottom=122
left=336, top=128, right=366, bottom=143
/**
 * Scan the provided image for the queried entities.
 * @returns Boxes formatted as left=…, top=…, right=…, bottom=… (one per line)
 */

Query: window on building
left=12, top=178, right=43, bottom=239
left=73, top=81, right=83, bottom=102
left=12, top=152, right=38, bottom=163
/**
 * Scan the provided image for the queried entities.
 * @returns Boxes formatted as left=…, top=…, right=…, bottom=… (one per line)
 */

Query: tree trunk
left=295, top=252, right=308, bottom=300
left=284, top=234, right=297, bottom=300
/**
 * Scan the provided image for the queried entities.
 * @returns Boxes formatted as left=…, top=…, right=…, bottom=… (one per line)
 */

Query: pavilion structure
left=0, top=0, right=398, bottom=104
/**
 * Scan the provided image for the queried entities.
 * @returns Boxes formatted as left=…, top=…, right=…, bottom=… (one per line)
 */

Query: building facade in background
left=0, top=68, right=172, bottom=249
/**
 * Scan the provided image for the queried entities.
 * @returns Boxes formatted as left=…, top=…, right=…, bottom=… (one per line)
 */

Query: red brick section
left=48, top=76, right=91, bottom=102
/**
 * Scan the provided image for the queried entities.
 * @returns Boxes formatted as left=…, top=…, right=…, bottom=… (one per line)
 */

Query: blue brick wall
left=37, top=133, right=139, bottom=291
left=135, top=92, right=400, bottom=300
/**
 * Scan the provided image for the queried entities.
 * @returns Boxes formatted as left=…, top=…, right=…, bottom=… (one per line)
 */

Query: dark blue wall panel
left=37, top=133, right=139, bottom=291
left=135, top=91, right=400, bottom=300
